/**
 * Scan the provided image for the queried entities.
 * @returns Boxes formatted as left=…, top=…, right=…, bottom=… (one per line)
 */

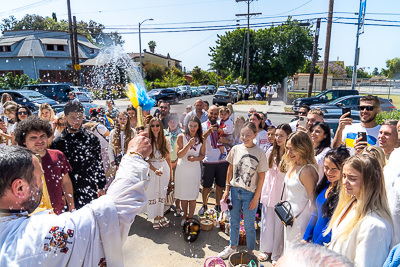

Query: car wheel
left=174, top=97, right=179, bottom=104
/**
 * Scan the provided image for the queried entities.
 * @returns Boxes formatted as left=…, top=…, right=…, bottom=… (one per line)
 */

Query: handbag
left=274, top=183, right=307, bottom=227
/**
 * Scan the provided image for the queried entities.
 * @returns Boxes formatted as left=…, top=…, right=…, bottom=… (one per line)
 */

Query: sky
left=1, top=0, right=399, bottom=74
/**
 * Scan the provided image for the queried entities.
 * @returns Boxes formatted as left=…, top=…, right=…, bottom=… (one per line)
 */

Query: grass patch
left=235, top=100, right=267, bottom=105
left=284, top=107, right=293, bottom=113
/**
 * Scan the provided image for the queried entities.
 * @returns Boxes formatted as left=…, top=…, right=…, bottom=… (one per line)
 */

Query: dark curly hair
left=64, top=100, right=84, bottom=116
left=14, top=116, right=53, bottom=146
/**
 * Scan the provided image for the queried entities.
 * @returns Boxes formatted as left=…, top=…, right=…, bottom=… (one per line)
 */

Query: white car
left=218, top=86, right=226, bottom=90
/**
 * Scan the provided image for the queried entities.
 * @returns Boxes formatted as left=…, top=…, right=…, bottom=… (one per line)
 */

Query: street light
left=139, top=18, right=153, bottom=78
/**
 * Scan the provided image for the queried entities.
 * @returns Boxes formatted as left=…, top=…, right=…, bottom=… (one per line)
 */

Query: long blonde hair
left=363, top=145, right=386, bottom=168
left=148, top=117, right=169, bottom=159
left=326, top=154, right=393, bottom=242
left=1, top=93, right=11, bottom=105
left=112, top=111, right=135, bottom=155
left=279, top=131, right=317, bottom=173
left=39, top=103, right=55, bottom=122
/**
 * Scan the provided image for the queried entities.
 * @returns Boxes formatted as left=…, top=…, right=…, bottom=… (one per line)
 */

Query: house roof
left=0, top=36, right=26, bottom=46
left=78, top=40, right=100, bottom=50
left=128, top=51, right=181, bottom=62
left=39, top=38, right=68, bottom=45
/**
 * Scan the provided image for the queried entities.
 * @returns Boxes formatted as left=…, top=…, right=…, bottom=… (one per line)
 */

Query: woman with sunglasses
left=249, top=113, right=269, bottom=152
left=326, top=154, right=394, bottom=266
left=15, top=105, right=32, bottom=123
left=259, top=124, right=292, bottom=264
left=175, top=116, right=205, bottom=226
left=146, top=118, right=173, bottom=230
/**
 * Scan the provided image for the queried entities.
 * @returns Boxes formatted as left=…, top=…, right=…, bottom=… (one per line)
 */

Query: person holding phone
left=332, top=95, right=381, bottom=155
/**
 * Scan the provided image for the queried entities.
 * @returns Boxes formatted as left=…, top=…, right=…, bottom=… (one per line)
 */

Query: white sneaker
left=218, top=246, right=237, bottom=260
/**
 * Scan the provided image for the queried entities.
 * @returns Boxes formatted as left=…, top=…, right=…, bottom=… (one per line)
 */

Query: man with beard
left=378, top=119, right=399, bottom=160
left=158, top=101, right=171, bottom=128
left=14, top=116, right=74, bottom=215
left=0, top=133, right=152, bottom=266
left=50, top=101, right=106, bottom=209
left=332, top=95, right=381, bottom=155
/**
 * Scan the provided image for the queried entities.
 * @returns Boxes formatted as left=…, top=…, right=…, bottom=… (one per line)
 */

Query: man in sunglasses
left=14, top=116, right=75, bottom=214
left=332, top=95, right=381, bottom=155
left=158, top=101, right=171, bottom=128
left=289, top=105, right=310, bottom=132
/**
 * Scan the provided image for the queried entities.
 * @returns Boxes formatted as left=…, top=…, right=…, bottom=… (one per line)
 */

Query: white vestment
left=0, top=154, right=149, bottom=267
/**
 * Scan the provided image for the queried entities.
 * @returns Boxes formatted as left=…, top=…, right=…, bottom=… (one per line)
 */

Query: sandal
left=272, top=260, right=277, bottom=266
left=160, top=217, right=169, bottom=227
left=174, top=208, right=182, bottom=217
left=258, top=252, right=270, bottom=262
left=153, top=219, right=160, bottom=230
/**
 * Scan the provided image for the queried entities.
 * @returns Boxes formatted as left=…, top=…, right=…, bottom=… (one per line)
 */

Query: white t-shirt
left=227, top=144, right=268, bottom=193
left=253, top=130, right=270, bottom=152
left=202, top=121, right=222, bottom=163
left=315, top=147, right=331, bottom=182
left=341, top=123, right=381, bottom=155
left=289, top=120, right=298, bottom=132
left=219, top=118, right=234, bottom=135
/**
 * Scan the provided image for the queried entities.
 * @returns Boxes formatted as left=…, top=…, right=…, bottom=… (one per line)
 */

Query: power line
left=0, top=0, right=60, bottom=17
left=269, top=0, right=314, bottom=16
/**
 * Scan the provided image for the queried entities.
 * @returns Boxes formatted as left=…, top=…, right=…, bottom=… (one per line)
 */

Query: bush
left=376, top=110, right=400, bottom=125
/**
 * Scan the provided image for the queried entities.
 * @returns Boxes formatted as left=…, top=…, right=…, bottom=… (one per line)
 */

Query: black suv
left=292, top=89, right=359, bottom=112
left=147, top=88, right=180, bottom=105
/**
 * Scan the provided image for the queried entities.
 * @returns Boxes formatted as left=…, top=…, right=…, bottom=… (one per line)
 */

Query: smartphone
left=299, top=116, right=307, bottom=129
left=342, top=107, right=352, bottom=118
left=358, top=132, right=367, bottom=142
left=210, top=119, right=217, bottom=126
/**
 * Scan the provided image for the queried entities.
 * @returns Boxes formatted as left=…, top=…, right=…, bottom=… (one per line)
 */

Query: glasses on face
left=151, top=124, right=160, bottom=128
left=17, top=111, right=28, bottom=115
left=160, top=106, right=168, bottom=109
left=298, top=111, right=307, bottom=115
left=358, top=106, right=375, bottom=111
left=186, top=108, right=191, bottom=110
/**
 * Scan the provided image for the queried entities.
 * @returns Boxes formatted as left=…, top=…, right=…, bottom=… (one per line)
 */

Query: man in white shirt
left=260, top=85, right=266, bottom=100
left=332, top=95, right=381, bottom=155
left=378, top=119, right=399, bottom=160
left=184, top=99, right=208, bottom=126
left=0, top=133, right=152, bottom=266
left=289, top=105, right=310, bottom=132
left=68, top=92, right=79, bottom=102
left=266, top=85, right=275, bottom=106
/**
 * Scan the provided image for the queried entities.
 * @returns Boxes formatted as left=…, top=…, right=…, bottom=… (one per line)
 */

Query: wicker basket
left=229, top=249, right=259, bottom=267
left=200, top=219, right=213, bottom=231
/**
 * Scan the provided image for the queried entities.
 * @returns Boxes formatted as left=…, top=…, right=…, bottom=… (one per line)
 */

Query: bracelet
left=129, top=151, right=144, bottom=159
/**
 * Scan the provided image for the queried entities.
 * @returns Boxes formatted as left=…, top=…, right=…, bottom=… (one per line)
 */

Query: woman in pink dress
left=259, top=124, right=292, bottom=264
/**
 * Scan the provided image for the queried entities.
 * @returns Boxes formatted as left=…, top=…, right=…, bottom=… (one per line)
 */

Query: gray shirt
left=183, top=110, right=208, bottom=126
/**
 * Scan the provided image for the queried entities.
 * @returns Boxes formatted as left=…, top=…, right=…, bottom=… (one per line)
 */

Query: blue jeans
left=229, top=186, right=257, bottom=250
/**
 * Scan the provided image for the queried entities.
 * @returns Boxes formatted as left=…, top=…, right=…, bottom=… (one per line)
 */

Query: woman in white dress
left=249, top=113, right=269, bottom=152
left=146, top=117, right=173, bottom=230
left=175, top=116, right=205, bottom=226
left=326, top=154, right=394, bottom=267
left=309, top=121, right=331, bottom=181
left=279, top=131, right=319, bottom=251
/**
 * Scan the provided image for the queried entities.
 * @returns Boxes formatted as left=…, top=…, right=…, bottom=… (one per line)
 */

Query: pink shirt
left=260, top=147, right=286, bottom=207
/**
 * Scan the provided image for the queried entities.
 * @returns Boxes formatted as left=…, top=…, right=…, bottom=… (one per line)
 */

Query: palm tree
left=148, top=41, right=156, bottom=53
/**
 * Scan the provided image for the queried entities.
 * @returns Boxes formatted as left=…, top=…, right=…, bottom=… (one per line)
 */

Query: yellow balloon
left=126, top=83, right=139, bottom=108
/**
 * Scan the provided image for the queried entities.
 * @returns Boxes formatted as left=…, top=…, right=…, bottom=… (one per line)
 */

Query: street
left=93, top=94, right=294, bottom=126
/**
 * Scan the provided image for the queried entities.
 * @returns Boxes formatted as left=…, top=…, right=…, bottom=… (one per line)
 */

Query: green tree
left=192, top=66, right=203, bottom=85
left=345, top=66, right=372, bottom=79
left=372, top=67, right=380, bottom=76
left=381, top=58, right=400, bottom=79
left=148, top=41, right=156, bottom=53
left=326, top=61, right=346, bottom=78
left=142, top=62, right=166, bottom=82
left=0, top=14, right=124, bottom=46
left=298, top=59, right=322, bottom=74
left=0, top=72, right=41, bottom=89
left=209, top=18, right=314, bottom=86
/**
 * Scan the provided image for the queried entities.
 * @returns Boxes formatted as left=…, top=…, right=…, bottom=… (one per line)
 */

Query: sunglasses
left=151, top=124, right=160, bottom=128
left=17, top=111, right=28, bottom=115
left=298, top=111, right=307, bottom=115
left=160, top=107, right=168, bottom=109
left=358, top=106, right=375, bottom=111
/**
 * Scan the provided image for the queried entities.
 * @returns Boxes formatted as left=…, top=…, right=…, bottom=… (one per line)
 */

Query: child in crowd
left=218, top=106, right=234, bottom=161
left=266, top=125, right=276, bottom=151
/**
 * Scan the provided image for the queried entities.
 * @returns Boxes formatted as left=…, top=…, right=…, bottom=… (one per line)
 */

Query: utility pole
left=67, top=0, right=76, bottom=85
left=236, top=0, right=261, bottom=87
left=351, top=0, right=367, bottom=90
left=321, top=0, right=334, bottom=92
left=308, top=18, right=321, bottom=97
left=73, top=16, right=80, bottom=86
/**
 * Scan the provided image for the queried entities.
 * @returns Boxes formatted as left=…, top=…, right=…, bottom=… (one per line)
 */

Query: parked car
left=218, top=86, right=226, bottom=90
left=213, top=90, right=235, bottom=105
left=193, top=87, right=202, bottom=97
left=226, top=88, right=240, bottom=102
left=0, top=90, right=58, bottom=112
left=52, top=103, right=99, bottom=119
left=173, top=87, right=185, bottom=99
left=208, top=85, right=216, bottom=93
left=70, top=86, right=94, bottom=101
left=147, top=88, right=180, bottom=105
left=198, top=86, right=210, bottom=95
left=22, top=84, right=72, bottom=102
left=310, top=95, right=396, bottom=112
left=178, top=85, right=191, bottom=98
left=292, top=89, right=359, bottom=112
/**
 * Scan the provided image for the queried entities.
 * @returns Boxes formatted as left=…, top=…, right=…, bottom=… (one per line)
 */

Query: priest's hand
left=127, top=132, right=152, bottom=159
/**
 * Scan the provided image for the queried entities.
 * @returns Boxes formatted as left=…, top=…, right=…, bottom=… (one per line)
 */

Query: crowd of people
left=1, top=93, right=400, bottom=267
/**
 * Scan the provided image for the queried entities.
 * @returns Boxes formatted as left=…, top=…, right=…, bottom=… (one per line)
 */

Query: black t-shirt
left=50, top=128, right=106, bottom=209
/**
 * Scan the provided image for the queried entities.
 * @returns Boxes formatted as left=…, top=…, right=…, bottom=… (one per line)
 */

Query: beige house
left=129, top=50, right=181, bottom=70
left=292, top=73, right=333, bottom=91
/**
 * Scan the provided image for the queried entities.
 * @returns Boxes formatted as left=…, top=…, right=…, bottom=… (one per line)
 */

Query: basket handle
left=238, top=247, right=250, bottom=253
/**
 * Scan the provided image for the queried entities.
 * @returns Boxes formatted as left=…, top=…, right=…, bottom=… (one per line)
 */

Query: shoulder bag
left=274, top=183, right=307, bottom=227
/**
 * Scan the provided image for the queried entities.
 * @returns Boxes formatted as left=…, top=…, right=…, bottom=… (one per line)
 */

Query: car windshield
left=20, top=91, right=47, bottom=101
left=148, top=89, right=161, bottom=95
left=216, top=91, right=229, bottom=96
left=326, top=97, right=353, bottom=105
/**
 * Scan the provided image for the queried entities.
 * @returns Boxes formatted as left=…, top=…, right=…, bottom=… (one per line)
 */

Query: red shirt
left=41, top=149, right=72, bottom=215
